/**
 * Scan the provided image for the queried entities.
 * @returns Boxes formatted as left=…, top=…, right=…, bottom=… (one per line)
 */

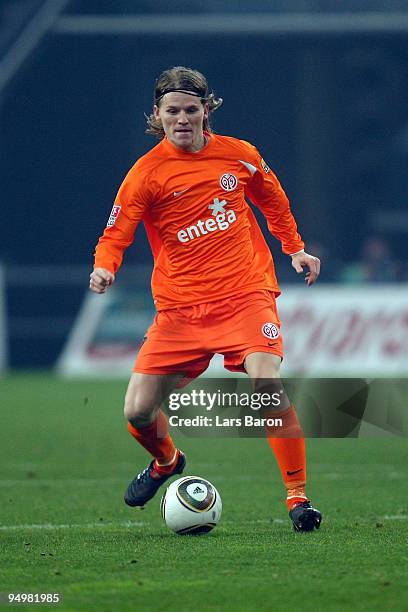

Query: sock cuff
left=154, top=449, right=179, bottom=469
left=127, top=419, right=156, bottom=437
left=128, top=410, right=168, bottom=437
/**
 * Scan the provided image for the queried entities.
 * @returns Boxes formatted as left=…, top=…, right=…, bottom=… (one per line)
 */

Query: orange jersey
left=94, top=133, right=304, bottom=310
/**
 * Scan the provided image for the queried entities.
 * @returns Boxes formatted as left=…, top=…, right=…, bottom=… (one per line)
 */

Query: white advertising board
left=57, top=285, right=408, bottom=377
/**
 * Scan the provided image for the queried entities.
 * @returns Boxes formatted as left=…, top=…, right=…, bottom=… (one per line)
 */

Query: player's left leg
left=244, top=352, right=322, bottom=532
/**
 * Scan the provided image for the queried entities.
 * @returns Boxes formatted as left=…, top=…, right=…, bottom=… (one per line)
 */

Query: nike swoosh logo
left=287, top=469, right=302, bottom=476
left=173, top=188, right=189, bottom=197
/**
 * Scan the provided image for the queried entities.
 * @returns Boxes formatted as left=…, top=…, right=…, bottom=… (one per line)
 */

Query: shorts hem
left=133, top=367, right=184, bottom=375
left=133, top=366, right=208, bottom=379
left=242, top=346, right=284, bottom=360
left=225, top=346, right=284, bottom=373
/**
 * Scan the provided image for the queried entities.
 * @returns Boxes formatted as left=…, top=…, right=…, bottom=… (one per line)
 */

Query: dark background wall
left=3, top=31, right=407, bottom=266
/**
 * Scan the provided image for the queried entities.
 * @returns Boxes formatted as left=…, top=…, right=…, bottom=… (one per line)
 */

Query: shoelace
left=136, top=466, right=152, bottom=483
left=298, top=502, right=312, bottom=509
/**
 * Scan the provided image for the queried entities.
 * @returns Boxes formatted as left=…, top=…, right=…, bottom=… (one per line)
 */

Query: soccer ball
left=160, top=476, right=222, bottom=535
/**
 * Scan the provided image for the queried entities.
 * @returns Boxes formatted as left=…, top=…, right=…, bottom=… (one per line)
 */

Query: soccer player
left=90, top=66, right=322, bottom=532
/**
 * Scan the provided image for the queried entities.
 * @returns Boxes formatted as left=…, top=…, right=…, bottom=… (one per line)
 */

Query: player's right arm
left=90, top=161, right=150, bottom=293
left=89, top=267, right=115, bottom=293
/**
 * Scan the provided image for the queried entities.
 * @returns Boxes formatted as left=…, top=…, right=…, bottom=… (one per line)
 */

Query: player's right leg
left=244, top=352, right=322, bottom=532
left=123, top=372, right=186, bottom=507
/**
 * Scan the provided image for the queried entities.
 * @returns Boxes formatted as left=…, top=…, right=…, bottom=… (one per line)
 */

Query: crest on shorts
left=107, top=205, right=121, bottom=227
left=220, top=173, right=238, bottom=192
left=262, top=322, right=280, bottom=340
left=260, top=158, right=270, bottom=173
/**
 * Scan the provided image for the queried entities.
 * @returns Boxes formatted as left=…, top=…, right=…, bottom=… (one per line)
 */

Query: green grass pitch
left=0, top=373, right=407, bottom=611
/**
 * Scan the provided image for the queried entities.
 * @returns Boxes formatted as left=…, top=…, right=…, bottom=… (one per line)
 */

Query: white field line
left=251, top=516, right=408, bottom=524
left=256, top=516, right=408, bottom=523
left=383, top=515, right=408, bottom=520
left=1, top=517, right=406, bottom=531
left=0, top=520, right=144, bottom=531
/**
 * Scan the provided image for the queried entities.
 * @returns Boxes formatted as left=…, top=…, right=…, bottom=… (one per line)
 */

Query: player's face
left=154, top=92, right=209, bottom=152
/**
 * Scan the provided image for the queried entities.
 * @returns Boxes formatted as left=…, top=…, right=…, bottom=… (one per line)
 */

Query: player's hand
left=290, top=250, right=321, bottom=286
left=89, top=267, right=115, bottom=293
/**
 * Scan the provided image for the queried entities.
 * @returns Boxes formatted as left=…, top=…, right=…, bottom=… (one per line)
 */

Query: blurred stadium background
left=0, top=0, right=407, bottom=374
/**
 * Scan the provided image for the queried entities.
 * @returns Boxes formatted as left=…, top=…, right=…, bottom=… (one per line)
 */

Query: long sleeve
left=94, top=163, right=150, bottom=274
left=244, top=150, right=304, bottom=255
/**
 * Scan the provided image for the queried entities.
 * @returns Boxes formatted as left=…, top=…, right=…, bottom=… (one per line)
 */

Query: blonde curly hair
left=146, top=66, right=223, bottom=139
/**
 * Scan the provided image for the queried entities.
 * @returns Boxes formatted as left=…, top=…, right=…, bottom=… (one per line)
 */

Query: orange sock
left=264, top=405, right=308, bottom=510
left=127, top=410, right=177, bottom=470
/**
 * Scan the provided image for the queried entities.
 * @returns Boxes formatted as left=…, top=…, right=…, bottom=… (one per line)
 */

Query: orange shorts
left=134, top=290, right=283, bottom=379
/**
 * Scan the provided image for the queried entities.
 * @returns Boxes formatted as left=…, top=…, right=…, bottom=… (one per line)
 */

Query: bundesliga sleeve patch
left=260, top=158, right=270, bottom=173
left=107, top=205, right=121, bottom=227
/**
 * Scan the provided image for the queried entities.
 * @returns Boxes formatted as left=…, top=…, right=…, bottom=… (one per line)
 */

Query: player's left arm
left=244, top=148, right=320, bottom=285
